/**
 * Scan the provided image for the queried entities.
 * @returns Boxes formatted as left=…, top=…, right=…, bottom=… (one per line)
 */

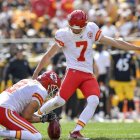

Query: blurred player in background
left=110, top=49, right=137, bottom=120
left=94, top=44, right=111, bottom=121
left=0, top=71, right=60, bottom=140
left=3, top=46, right=33, bottom=85
left=33, top=10, right=140, bottom=139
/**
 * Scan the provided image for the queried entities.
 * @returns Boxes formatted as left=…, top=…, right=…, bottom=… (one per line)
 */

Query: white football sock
left=73, top=125, right=83, bottom=132
left=21, top=131, right=42, bottom=140
left=0, top=130, right=16, bottom=138
left=0, top=130, right=42, bottom=140
left=39, top=95, right=65, bottom=114
left=74, top=95, right=99, bottom=132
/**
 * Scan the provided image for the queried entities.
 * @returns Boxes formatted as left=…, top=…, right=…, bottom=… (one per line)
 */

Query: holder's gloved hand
left=40, top=111, right=58, bottom=123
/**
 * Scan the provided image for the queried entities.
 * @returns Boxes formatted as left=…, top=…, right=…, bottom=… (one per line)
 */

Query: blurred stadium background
left=0, top=0, right=140, bottom=139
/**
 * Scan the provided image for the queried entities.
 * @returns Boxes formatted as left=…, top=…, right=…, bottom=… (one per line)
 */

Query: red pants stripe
left=0, top=107, right=38, bottom=133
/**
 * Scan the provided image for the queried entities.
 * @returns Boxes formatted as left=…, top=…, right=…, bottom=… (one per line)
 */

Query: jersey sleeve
left=32, top=88, right=47, bottom=107
left=89, top=22, right=103, bottom=42
left=32, top=93, right=44, bottom=106
left=55, top=29, right=65, bottom=48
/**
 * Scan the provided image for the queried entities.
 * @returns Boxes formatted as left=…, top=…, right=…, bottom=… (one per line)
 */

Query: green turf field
left=34, top=121, right=140, bottom=140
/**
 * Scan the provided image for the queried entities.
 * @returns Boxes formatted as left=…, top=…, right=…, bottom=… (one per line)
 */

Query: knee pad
left=53, top=95, right=66, bottom=108
left=87, top=95, right=99, bottom=107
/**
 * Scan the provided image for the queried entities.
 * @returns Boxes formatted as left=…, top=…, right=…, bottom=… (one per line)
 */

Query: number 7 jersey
left=55, top=22, right=102, bottom=74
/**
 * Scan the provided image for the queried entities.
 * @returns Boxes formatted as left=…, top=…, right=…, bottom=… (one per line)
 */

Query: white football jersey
left=0, top=79, right=48, bottom=114
left=55, top=22, right=102, bottom=74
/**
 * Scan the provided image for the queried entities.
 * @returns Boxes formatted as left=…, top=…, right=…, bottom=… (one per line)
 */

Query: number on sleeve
left=76, top=41, right=87, bottom=61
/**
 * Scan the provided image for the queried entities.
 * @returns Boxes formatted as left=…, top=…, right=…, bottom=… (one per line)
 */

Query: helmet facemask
left=69, top=25, right=86, bottom=35
left=47, top=84, right=59, bottom=99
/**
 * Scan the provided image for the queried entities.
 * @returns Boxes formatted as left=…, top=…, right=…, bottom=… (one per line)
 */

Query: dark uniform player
left=3, top=47, right=33, bottom=85
left=110, top=49, right=136, bottom=118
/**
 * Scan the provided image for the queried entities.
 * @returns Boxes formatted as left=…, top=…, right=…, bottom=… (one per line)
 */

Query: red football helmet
left=68, top=10, right=88, bottom=29
left=37, top=71, right=61, bottom=97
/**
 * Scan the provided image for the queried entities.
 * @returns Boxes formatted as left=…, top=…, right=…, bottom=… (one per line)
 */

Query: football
left=47, top=119, right=61, bottom=139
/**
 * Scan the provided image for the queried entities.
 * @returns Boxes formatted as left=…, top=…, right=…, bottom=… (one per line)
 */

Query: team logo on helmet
left=87, top=31, right=93, bottom=39
left=50, top=73, right=57, bottom=83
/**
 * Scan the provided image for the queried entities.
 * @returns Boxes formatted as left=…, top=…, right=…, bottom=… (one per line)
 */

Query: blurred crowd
left=0, top=0, right=140, bottom=53
left=0, top=0, right=140, bottom=41
left=0, top=0, right=140, bottom=122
